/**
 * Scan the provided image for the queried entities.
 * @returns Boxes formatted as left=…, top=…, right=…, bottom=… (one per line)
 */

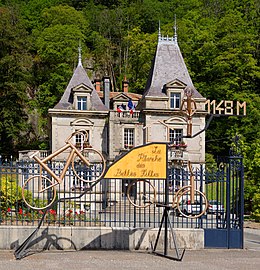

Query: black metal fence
left=0, top=156, right=243, bottom=237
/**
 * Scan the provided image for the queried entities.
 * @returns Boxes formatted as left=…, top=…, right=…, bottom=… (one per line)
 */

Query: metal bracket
left=14, top=210, right=48, bottom=260
left=152, top=205, right=185, bottom=261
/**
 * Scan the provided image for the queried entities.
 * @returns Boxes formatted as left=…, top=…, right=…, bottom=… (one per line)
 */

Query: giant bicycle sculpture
left=22, top=130, right=105, bottom=210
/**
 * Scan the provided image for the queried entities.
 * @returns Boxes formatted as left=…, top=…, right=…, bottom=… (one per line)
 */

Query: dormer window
left=170, top=92, right=181, bottom=109
left=165, top=79, right=186, bottom=110
left=72, top=83, right=92, bottom=110
left=77, top=96, right=87, bottom=110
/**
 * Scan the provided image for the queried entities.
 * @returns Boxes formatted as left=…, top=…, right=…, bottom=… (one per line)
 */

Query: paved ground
left=244, top=227, right=260, bottom=251
left=0, top=248, right=259, bottom=270
left=0, top=227, right=259, bottom=270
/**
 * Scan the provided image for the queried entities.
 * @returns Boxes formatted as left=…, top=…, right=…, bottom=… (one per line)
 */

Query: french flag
left=128, top=99, right=135, bottom=114
left=117, top=105, right=124, bottom=113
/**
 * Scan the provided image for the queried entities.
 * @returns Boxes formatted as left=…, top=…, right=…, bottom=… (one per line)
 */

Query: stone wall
left=0, top=226, right=204, bottom=251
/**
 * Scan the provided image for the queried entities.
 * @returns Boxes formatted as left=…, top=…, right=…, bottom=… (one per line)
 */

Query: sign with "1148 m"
left=205, top=100, right=246, bottom=116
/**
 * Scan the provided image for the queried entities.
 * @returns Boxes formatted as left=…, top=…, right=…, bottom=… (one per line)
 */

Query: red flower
left=7, top=207, right=11, bottom=212
left=19, top=208, right=23, bottom=215
left=49, top=209, right=56, bottom=215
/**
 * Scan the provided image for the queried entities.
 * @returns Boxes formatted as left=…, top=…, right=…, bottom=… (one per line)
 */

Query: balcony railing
left=115, top=111, right=140, bottom=118
left=168, top=148, right=185, bottom=160
left=18, top=150, right=51, bottom=161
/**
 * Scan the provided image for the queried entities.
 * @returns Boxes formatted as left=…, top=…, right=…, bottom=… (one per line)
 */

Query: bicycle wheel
left=175, top=186, right=208, bottom=219
left=127, top=179, right=156, bottom=208
left=72, top=148, right=106, bottom=183
left=22, top=175, right=57, bottom=210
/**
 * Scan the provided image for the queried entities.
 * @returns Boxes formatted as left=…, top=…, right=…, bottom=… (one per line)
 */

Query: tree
left=29, top=5, right=91, bottom=137
left=123, top=27, right=156, bottom=92
left=0, top=5, right=32, bottom=155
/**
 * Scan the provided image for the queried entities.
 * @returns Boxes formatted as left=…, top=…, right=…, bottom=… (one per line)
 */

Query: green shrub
left=0, top=175, right=23, bottom=211
left=252, top=189, right=260, bottom=222
left=0, top=175, right=43, bottom=220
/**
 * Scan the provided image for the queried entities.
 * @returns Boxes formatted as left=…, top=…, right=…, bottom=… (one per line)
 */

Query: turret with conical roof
left=142, top=22, right=203, bottom=104
left=138, top=22, right=206, bottom=164
left=54, top=47, right=108, bottom=111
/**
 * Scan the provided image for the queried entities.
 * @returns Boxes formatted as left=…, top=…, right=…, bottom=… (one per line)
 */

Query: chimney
left=94, top=77, right=101, bottom=91
left=122, top=76, right=129, bottom=93
left=103, top=75, right=110, bottom=109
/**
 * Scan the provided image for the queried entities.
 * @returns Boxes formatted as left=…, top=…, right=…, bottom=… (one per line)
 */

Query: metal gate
left=0, top=149, right=244, bottom=249
left=204, top=154, right=244, bottom=248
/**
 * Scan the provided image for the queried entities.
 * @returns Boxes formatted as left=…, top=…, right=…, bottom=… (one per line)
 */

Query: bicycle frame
left=22, top=130, right=106, bottom=210
left=126, top=161, right=208, bottom=218
left=30, top=138, right=91, bottom=192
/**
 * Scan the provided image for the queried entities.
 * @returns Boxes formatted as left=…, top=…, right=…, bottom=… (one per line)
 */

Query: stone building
left=48, top=30, right=206, bottom=167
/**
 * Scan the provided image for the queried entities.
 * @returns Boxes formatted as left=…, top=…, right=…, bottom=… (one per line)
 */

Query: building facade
left=49, top=32, right=206, bottom=168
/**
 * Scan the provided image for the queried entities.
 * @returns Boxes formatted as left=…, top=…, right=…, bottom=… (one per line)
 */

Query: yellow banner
left=104, top=143, right=167, bottom=179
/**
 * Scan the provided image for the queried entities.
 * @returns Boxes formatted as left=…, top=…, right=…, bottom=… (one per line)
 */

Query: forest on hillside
left=0, top=0, right=259, bottom=218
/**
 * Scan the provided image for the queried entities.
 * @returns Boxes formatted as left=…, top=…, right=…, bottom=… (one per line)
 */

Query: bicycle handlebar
left=65, top=129, right=88, bottom=144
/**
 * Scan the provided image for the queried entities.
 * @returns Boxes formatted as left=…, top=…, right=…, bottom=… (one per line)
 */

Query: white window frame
left=74, top=130, right=90, bottom=146
left=124, top=128, right=135, bottom=149
left=77, top=96, right=87, bottom=110
left=169, top=92, right=181, bottom=109
left=169, top=128, right=183, bottom=145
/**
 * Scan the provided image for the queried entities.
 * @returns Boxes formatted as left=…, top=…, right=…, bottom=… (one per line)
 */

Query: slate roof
left=54, top=63, right=108, bottom=111
left=143, top=37, right=203, bottom=98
